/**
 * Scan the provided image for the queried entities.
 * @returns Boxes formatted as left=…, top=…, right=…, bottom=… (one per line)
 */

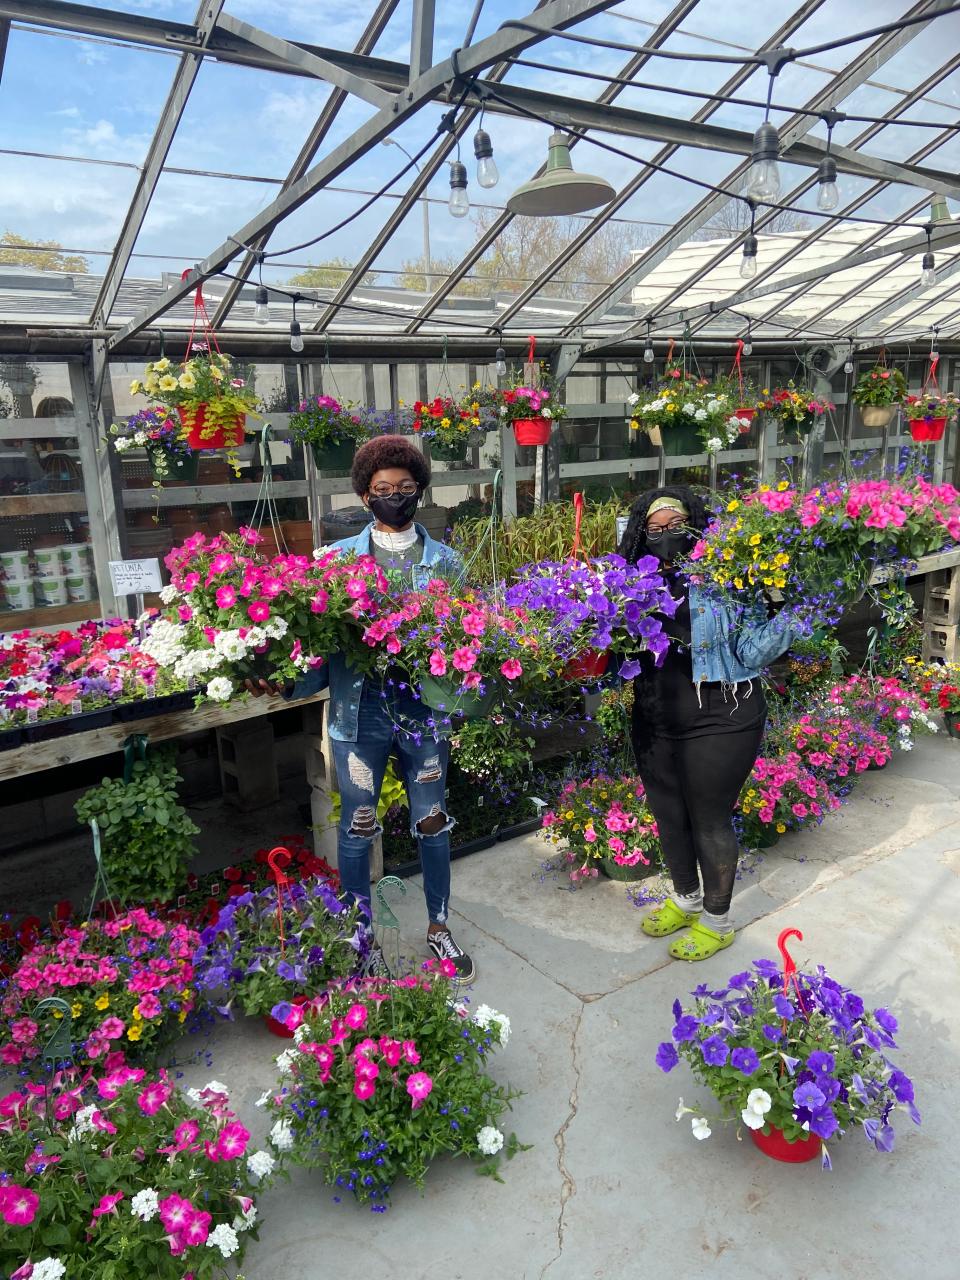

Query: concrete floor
left=164, top=733, right=960, bottom=1280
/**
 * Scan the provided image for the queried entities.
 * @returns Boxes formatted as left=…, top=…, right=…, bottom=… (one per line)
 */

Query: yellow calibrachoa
left=95, top=993, right=110, bottom=1011
left=127, top=1024, right=142, bottom=1042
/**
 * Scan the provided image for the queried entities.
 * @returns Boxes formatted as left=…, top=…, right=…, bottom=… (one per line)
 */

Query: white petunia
left=131, top=1187, right=160, bottom=1221
left=542, top=407, right=553, bottom=419
left=159, top=584, right=179, bottom=604
left=740, top=1107, right=766, bottom=1130
left=30, top=1260, right=66, bottom=1280
left=691, top=1116, right=712, bottom=1141
left=275, top=1047, right=297, bottom=1076
left=675, top=1097, right=687, bottom=1121
left=206, top=676, right=234, bottom=703
left=746, top=1088, right=772, bottom=1115
left=269, top=1118, right=294, bottom=1151
left=476, top=1125, right=504, bottom=1155
left=246, top=1149, right=276, bottom=1180
left=255, top=1090, right=272, bottom=1108
left=206, top=1224, right=240, bottom=1258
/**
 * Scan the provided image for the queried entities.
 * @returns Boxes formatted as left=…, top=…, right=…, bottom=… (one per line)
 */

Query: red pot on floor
left=177, top=403, right=246, bottom=450
left=513, top=417, right=552, bottom=446
left=263, top=993, right=310, bottom=1038
left=909, top=416, right=946, bottom=442
left=750, top=1124, right=821, bottom=1163
left=562, top=650, right=610, bottom=681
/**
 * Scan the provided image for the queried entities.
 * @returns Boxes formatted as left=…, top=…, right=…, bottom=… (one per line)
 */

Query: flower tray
left=908, top=416, right=947, bottom=442
left=177, top=404, right=246, bottom=451
left=496, top=817, right=543, bottom=842
left=115, top=691, right=195, bottom=722
left=0, top=725, right=22, bottom=752
left=749, top=1124, right=820, bottom=1163
left=513, top=417, right=552, bottom=446
left=24, top=708, right=114, bottom=742
left=562, top=650, right=610, bottom=682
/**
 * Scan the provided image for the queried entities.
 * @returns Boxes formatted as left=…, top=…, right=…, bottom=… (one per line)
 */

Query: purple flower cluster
left=655, top=958, right=920, bottom=1160
left=504, top=554, right=678, bottom=673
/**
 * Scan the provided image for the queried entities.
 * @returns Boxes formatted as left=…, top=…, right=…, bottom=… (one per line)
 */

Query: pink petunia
left=215, top=585, right=237, bottom=609
left=500, top=658, right=523, bottom=681
left=429, top=649, right=448, bottom=677
left=345, top=1003, right=368, bottom=1030
left=0, top=1185, right=40, bottom=1227
left=354, top=1078, right=376, bottom=1101
left=452, top=646, right=478, bottom=672
left=91, top=1191, right=124, bottom=1222
left=402, top=1040, right=421, bottom=1065
left=10, top=1019, right=37, bottom=1046
left=98, top=1017, right=126, bottom=1041
left=137, top=992, right=162, bottom=1020
left=405, top=1070, right=433, bottom=1109
left=247, top=601, right=271, bottom=623
left=138, top=1081, right=171, bottom=1116
left=215, top=1121, right=251, bottom=1162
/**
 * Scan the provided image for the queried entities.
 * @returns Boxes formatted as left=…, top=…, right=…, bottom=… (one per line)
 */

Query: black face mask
left=648, top=529, right=693, bottom=564
left=367, top=490, right=421, bottom=529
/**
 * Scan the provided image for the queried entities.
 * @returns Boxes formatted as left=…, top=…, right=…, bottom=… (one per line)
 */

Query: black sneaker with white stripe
left=427, top=928, right=476, bottom=983
left=361, top=945, right=392, bottom=980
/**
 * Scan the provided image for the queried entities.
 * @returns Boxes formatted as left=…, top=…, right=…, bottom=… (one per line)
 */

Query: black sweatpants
left=631, top=722, right=765, bottom=916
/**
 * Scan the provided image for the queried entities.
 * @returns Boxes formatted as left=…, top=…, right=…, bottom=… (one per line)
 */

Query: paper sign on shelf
left=615, top=514, right=630, bottom=545
left=109, top=558, right=163, bottom=596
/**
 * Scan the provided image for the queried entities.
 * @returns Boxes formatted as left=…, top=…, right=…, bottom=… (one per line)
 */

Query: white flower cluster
left=206, top=1223, right=240, bottom=1258
left=473, top=1003, right=511, bottom=1046
left=130, top=1187, right=160, bottom=1221
left=246, top=1149, right=276, bottom=1181
left=140, top=618, right=187, bottom=668
left=68, top=1102, right=99, bottom=1140
left=269, top=1118, right=295, bottom=1152
left=159, top=584, right=179, bottom=605
left=275, top=1047, right=297, bottom=1076
left=476, top=1125, right=504, bottom=1155
left=206, top=676, right=234, bottom=703
left=740, top=1087, right=772, bottom=1131
left=293, top=1023, right=309, bottom=1045
left=173, top=648, right=221, bottom=683
left=232, top=1204, right=258, bottom=1233
left=113, top=436, right=134, bottom=452
left=29, top=1260, right=66, bottom=1280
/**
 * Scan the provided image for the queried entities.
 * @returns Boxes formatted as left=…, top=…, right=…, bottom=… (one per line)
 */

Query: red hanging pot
left=177, top=403, right=246, bottom=451
left=513, top=417, right=552, bottom=446
left=263, top=993, right=310, bottom=1039
left=735, top=407, right=756, bottom=422
left=909, top=416, right=947, bottom=442
left=749, top=1124, right=821, bottom=1163
left=562, top=650, right=610, bottom=681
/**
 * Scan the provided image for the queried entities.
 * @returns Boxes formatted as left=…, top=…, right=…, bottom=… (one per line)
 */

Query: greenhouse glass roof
left=1, top=0, right=959, bottom=352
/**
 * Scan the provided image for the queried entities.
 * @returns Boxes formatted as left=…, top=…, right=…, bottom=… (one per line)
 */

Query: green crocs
left=641, top=898, right=700, bottom=938
left=668, top=921, right=735, bottom=962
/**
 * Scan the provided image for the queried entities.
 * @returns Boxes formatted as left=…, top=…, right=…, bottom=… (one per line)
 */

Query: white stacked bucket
left=32, top=543, right=94, bottom=607
left=0, top=549, right=34, bottom=611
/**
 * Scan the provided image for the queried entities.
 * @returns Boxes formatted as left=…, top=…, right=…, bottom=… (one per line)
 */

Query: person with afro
left=248, top=435, right=475, bottom=981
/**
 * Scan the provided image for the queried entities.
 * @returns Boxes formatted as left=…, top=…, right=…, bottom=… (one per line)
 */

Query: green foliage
left=75, top=750, right=199, bottom=905
left=0, top=229, right=88, bottom=273
left=851, top=365, right=907, bottom=406
left=451, top=717, right=536, bottom=789
left=287, top=258, right=377, bottom=288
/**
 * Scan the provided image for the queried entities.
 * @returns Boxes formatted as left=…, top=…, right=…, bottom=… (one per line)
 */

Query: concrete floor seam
left=540, top=1002, right=586, bottom=1280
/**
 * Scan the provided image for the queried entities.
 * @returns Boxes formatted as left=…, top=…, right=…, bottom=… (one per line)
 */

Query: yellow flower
left=564, top=811, right=575, bottom=821
left=129, top=379, right=142, bottom=395
left=629, top=420, right=640, bottom=432
left=727, top=499, right=740, bottom=512
left=722, top=549, right=733, bottom=561
left=734, top=576, right=744, bottom=589
left=158, top=374, right=178, bottom=392
left=471, top=402, right=480, bottom=413
left=95, top=993, right=110, bottom=1011
left=145, top=375, right=160, bottom=394
left=127, top=1024, right=142, bottom=1042
left=178, top=372, right=196, bottom=390
left=178, top=1010, right=187, bottom=1023
left=153, top=357, right=171, bottom=372
left=776, top=822, right=787, bottom=834
left=773, top=576, right=787, bottom=589
left=144, top=362, right=155, bottom=374
left=210, top=366, right=224, bottom=381
left=133, top=1004, right=144, bottom=1021
left=71, top=1002, right=82, bottom=1018
left=440, top=417, right=451, bottom=428
left=749, top=534, right=761, bottom=546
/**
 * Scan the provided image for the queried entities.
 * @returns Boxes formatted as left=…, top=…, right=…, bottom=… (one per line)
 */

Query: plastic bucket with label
left=65, top=572, right=94, bottom=603
left=35, top=576, right=69, bottom=606
left=0, top=550, right=32, bottom=581
left=59, top=544, right=91, bottom=575
left=33, top=547, right=65, bottom=579
left=3, top=579, right=34, bottom=610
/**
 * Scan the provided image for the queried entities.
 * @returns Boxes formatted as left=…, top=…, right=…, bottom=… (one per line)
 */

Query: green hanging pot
left=599, top=855, right=658, bottom=882
left=661, top=420, right=704, bottom=456
left=147, top=448, right=199, bottom=483
left=311, top=437, right=356, bottom=472
left=429, top=437, right=469, bottom=462
left=419, top=674, right=496, bottom=718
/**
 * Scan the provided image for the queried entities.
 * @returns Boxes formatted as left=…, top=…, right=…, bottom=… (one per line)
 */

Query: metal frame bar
left=562, top=0, right=957, bottom=336
left=106, top=0, right=621, bottom=349
left=489, top=0, right=826, bottom=333
left=870, top=261, right=960, bottom=335
left=410, top=0, right=435, bottom=83
left=89, top=0, right=225, bottom=328
left=211, top=0, right=399, bottom=328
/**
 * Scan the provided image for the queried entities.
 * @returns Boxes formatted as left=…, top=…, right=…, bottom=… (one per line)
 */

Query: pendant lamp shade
left=506, top=132, right=616, bottom=217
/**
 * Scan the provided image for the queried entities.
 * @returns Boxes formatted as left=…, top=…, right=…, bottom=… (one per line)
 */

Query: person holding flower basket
left=249, top=435, right=475, bottom=983
left=617, top=485, right=797, bottom=962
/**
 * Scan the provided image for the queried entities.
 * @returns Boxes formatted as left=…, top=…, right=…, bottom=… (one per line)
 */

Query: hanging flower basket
left=513, top=417, right=552, bottom=446
left=943, top=714, right=960, bottom=739
left=860, top=404, right=897, bottom=429
left=736, top=407, right=757, bottom=427
left=908, top=416, right=947, bottom=443
left=311, top=436, right=356, bottom=471
left=147, top=446, right=199, bottom=483
left=429, top=437, right=469, bottom=462
left=419, top=674, right=497, bottom=719
left=562, top=649, right=609, bottom=682
left=749, top=1124, right=821, bottom=1163
left=599, top=854, right=656, bottom=882
left=177, top=403, right=247, bottom=451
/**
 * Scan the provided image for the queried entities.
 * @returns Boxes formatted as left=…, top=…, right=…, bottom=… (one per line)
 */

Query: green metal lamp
left=506, top=132, right=616, bottom=217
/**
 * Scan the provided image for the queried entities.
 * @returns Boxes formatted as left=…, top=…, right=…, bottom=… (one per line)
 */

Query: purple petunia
left=700, top=1035, right=729, bottom=1067
left=806, top=1050, right=835, bottom=1075
left=793, top=1080, right=826, bottom=1111
left=672, top=1015, right=700, bottom=1044
left=730, top=1046, right=760, bottom=1076
left=773, top=993, right=795, bottom=1019
left=655, top=1042, right=679, bottom=1073
left=808, top=1106, right=839, bottom=1140
left=874, top=1007, right=899, bottom=1035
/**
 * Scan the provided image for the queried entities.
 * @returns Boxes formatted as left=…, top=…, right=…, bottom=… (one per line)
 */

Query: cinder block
left=922, top=623, right=960, bottom=664
left=924, top=565, right=960, bottom=627
left=216, top=721, right=278, bottom=811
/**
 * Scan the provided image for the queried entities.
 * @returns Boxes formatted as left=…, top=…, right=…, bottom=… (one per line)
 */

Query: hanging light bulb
left=744, top=122, right=781, bottom=200
left=921, top=250, right=936, bottom=288
left=843, top=341, right=854, bottom=376
left=494, top=345, right=507, bottom=379
left=816, top=155, right=840, bottom=211
left=642, top=321, right=655, bottom=364
left=740, top=233, right=759, bottom=280
left=254, top=284, right=270, bottom=326
left=742, top=327, right=753, bottom=357
left=448, top=160, right=470, bottom=218
left=473, top=128, right=499, bottom=189
left=289, top=320, right=304, bottom=354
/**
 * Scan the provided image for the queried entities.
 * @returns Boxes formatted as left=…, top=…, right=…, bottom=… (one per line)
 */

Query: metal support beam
left=0, top=18, right=10, bottom=82
left=89, top=0, right=225, bottom=327
left=212, top=0, right=399, bottom=328
left=563, top=0, right=958, bottom=335
left=869, top=256, right=960, bottom=334
left=69, top=358, right=123, bottom=619
left=107, top=0, right=620, bottom=349
left=489, top=0, right=825, bottom=333
left=410, top=0, right=435, bottom=83
left=216, top=13, right=393, bottom=109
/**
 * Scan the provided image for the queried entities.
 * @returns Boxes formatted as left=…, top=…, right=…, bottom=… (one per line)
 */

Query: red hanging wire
left=267, top=846, right=292, bottom=955
left=571, top=491, right=585, bottom=560
left=180, top=268, right=223, bottom=363
left=729, top=338, right=745, bottom=399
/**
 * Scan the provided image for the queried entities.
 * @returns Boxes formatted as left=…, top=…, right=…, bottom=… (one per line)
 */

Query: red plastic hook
left=777, top=926, right=809, bottom=1017
left=527, top=334, right=537, bottom=366
left=571, top=491, right=585, bottom=560
left=267, top=846, right=292, bottom=953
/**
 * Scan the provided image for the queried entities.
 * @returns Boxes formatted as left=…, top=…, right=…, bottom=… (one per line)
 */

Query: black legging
left=631, top=723, right=764, bottom=916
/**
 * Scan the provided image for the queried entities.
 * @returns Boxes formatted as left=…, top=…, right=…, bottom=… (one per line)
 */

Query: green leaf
left=40, top=1223, right=72, bottom=1247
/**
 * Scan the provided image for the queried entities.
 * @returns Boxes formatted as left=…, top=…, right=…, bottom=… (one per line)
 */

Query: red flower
left=223, top=866, right=243, bottom=883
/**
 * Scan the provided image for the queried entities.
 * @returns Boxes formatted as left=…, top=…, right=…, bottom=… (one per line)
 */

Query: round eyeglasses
left=369, top=481, right=420, bottom=498
left=644, top=519, right=688, bottom=541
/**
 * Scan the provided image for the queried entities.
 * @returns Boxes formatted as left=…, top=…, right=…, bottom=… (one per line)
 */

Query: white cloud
left=76, top=43, right=106, bottom=67
left=49, top=106, right=80, bottom=119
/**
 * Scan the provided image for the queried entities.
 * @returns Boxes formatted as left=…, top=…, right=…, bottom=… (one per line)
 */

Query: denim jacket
left=289, top=522, right=463, bottom=742
left=687, top=581, right=796, bottom=686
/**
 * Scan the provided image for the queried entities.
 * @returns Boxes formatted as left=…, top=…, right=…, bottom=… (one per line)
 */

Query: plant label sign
left=109, top=558, right=163, bottom=596
left=616, top=515, right=630, bottom=545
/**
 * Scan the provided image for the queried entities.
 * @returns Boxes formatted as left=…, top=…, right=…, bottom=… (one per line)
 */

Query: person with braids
left=618, top=484, right=795, bottom=961
left=247, top=435, right=475, bottom=982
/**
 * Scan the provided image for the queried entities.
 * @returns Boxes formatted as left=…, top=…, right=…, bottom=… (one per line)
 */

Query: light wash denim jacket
left=289, top=521, right=463, bottom=742
left=686, top=581, right=796, bottom=686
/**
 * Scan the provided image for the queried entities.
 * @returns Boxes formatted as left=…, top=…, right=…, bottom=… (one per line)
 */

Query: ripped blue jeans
left=330, top=686, right=454, bottom=925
